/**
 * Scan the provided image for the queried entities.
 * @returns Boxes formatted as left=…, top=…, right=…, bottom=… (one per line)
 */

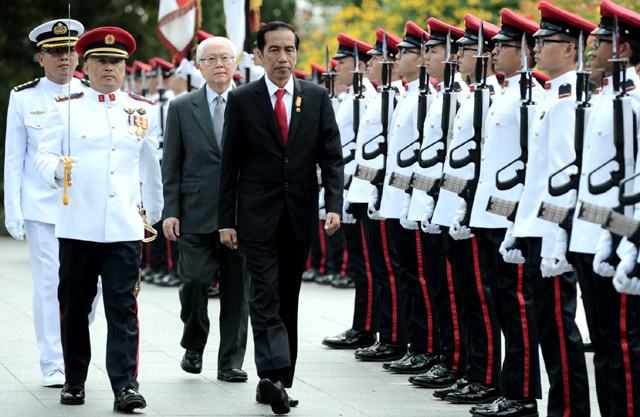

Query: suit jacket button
left=284, top=182, right=289, bottom=188
left=284, top=157, right=289, bottom=163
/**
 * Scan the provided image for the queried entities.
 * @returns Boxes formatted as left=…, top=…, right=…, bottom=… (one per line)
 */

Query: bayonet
left=474, top=22, right=484, bottom=84
left=443, top=30, right=452, bottom=90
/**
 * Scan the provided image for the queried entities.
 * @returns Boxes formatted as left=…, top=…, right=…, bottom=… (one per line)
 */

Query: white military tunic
left=34, top=88, right=163, bottom=243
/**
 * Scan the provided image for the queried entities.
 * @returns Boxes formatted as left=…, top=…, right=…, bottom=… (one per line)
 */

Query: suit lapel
left=253, top=77, right=282, bottom=147
left=192, top=86, right=217, bottom=150
left=287, top=78, right=305, bottom=148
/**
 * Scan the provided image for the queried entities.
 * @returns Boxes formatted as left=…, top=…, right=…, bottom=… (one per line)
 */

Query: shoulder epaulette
left=55, top=92, right=84, bottom=102
left=625, top=79, right=636, bottom=92
left=128, top=92, right=156, bottom=105
left=488, top=85, right=495, bottom=96
left=453, top=82, right=462, bottom=92
left=13, top=78, right=40, bottom=92
left=81, top=78, right=90, bottom=88
left=558, top=83, right=571, bottom=99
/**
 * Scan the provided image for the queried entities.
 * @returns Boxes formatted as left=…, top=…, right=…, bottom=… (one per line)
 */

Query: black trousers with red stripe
left=310, top=220, right=345, bottom=275
left=525, top=237, right=589, bottom=417
left=353, top=204, right=396, bottom=343
left=58, top=239, right=141, bottom=392
left=573, top=252, right=640, bottom=417
left=478, top=228, right=541, bottom=399
left=420, top=231, right=465, bottom=371
left=342, top=220, right=378, bottom=333
left=444, top=230, right=502, bottom=386
left=384, top=219, right=434, bottom=352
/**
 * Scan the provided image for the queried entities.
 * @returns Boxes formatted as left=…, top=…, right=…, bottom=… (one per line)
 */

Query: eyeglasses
left=592, top=37, right=613, bottom=49
left=458, top=47, right=476, bottom=57
left=534, top=37, right=571, bottom=48
left=199, top=55, right=236, bottom=66
left=398, top=48, right=421, bottom=56
left=42, top=47, right=76, bottom=57
left=495, top=41, right=520, bottom=52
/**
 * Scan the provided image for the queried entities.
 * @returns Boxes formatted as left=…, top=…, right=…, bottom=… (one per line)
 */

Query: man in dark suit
left=162, top=36, right=250, bottom=383
left=219, top=21, right=343, bottom=415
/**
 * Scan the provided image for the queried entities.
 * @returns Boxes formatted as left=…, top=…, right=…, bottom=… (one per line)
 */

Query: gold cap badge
left=53, top=22, right=68, bottom=35
left=105, top=34, right=115, bottom=45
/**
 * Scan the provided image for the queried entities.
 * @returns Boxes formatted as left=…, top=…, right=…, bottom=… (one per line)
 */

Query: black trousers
left=58, top=239, right=140, bottom=392
left=420, top=231, right=466, bottom=371
left=525, top=237, right=589, bottom=417
left=574, top=253, right=640, bottom=417
left=177, top=231, right=250, bottom=370
left=239, top=208, right=309, bottom=388
left=384, top=219, right=434, bottom=352
left=478, top=228, right=541, bottom=399
left=444, top=231, right=501, bottom=386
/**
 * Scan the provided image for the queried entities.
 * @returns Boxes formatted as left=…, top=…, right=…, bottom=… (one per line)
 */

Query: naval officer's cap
left=29, top=19, right=84, bottom=50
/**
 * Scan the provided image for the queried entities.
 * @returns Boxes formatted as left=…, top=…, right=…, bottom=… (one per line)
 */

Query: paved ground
left=0, top=236, right=600, bottom=416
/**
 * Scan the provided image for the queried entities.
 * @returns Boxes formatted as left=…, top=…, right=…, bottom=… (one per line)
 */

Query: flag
left=157, top=0, right=201, bottom=56
left=249, top=0, right=262, bottom=32
left=224, top=0, right=245, bottom=55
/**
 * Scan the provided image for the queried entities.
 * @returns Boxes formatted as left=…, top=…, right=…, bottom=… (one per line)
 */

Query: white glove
left=545, top=229, right=574, bottom=276
left=540, top=257, right=572, bottom=277
left=238, top=51, right=254, bottom=70
left=146, top=212, right=162, bottom=227
left=5, top=220, right=25, bottom=241
left=624, top=277, right=640, bottom=295
left=420, top=196, right=440, bottom=233
left=367, top=187, right=381, bottom=220
left=342, top=195, right=357, bottom=224
left=500, top=222, right=525, bottom=264
left=449, top=201, right=473, bottom=240
left=318, top=187, right=327, bottom=220
left=593, top=230, right=615, bottom=277
left=399, top=194, right=418, bottom=230
left=613, top=245, right=639, bottom=294
left=55, top=157, right=77, bottom=180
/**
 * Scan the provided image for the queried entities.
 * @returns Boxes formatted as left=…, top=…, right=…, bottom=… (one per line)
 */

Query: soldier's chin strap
left=136, top=207, right=158, bottom=297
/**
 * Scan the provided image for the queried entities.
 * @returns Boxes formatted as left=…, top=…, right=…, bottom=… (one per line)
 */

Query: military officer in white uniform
left=4, top=18, right=88, bottom=388
left=34, top=26, right=162, bottom=412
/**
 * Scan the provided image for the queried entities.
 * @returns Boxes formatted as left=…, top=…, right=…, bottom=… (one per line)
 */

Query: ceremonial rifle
left=446, top=22, right=491, bottom=226
left=537, top=32, right=591, bottom=232
left=342, top=42, right=364, bottom=166
left=418, top=30, right=456, bottom=170
left=157, top=64, right=166, bottom=138
left=397, top=34, right=430, bottom=168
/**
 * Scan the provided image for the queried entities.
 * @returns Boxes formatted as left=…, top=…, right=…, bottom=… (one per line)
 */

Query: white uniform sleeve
left=3, top=91, right=27, bottom=223
left=139, top=111, right=164, bottom=216
left=33, top=102, right=64, bottom=189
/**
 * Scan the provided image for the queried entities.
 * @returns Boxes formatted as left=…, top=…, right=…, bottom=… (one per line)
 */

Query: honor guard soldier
left=33, top=26, right=163, bottom=411
left=428, top=14, right=503, bottom=405
left=493, top=3, right=596, bottom=416
left=567, top=0, right=640, bottom=415
left=324, top=29, right=405, bottom=352
left=457, top=8, right=545, bottom=415
left=409, top=17, right=469, bottom=390
left=3, top=18, right=96, bottom=389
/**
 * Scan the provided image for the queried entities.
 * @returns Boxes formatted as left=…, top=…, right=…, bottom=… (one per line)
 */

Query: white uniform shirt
left=432, top=75, right=501, bottom=227
left=34, top=88, right=163, bottom=243
left=513, top=71, right=576, bottom=249
left=4, top=77, right=84, bottom=225
left=470, top=74, right=544, bottom=229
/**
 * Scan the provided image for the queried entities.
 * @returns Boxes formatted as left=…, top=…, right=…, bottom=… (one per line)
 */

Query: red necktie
left=275, top=89, right=288, bottom=147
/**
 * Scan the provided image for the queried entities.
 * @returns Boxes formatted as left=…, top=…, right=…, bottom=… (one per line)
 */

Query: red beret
left=310, top=62, right=325, bottom=74
left=398, top=21, right=429, bottom=49
left=535, top=1, right=597, bottom=38
left=593, top=0, right=640, bottom=38
left=457, top=14, right=501, bottom=47
left=133, top=60, right=152, bottom=72
left=494, top=8, right=540, bottom=41
left=294, top=69, right=311, bottom=79
left=75, top=26, right=136, bottom=58
left=533, top=70, right=550, bottom=84
left=426, top=17, right=465, bottom=46
left=333, top=33, right=373, bottom=62
left=125, top=65, right=134, bottom=74
left=196, top=30, right=214, bottom=43
left=73, top=70, right=85, bottom=79
left=150, top=57, right=174, bottom=71
left=369, top=28, right=404, bottom=57
left=232, top=73, right=243, bottom=81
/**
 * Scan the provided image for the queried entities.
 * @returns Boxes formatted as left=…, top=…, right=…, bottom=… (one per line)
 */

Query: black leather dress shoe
left=114, top=387, right=146, bottom=412
left=302, top=268, right=318, bottom=282
left=412, top=364, right=459, bottom=388
left=314, top=273, right=336, bottom=285
left=208, top=283, right=220, bottom=297
left=446, top=382, right=500, bottom=404
left=181, top=349, right=203, bottom=374
left=60, top=383, right=85, bottom=405
left=256, top=386, right=298, bottom=407
left=331, top=275, right=355, bottom=288
left=217, top=368, right=248, bottom=382
left=389, top=352, right=440, bottom=374
left=470, top=397, right=538, bottom=417
left=322, top=329, right=375, bottom=349
left=257, top=379, right=290, bottom=414
left=355, top=341, right=407, bottom=362
left=433, top=377, right=470, bottom=399
left=383, top=352, right=411, bottom=370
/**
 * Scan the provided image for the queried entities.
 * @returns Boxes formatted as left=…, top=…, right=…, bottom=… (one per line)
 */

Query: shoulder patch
left=128, top=92, right=156, bottom=105
left=626, top=79, right=636, bottom=92
left=13, top=78, right=40, bottom=92
left=488, top=85, right=495, bottom=96
left=453, top=81, right=462, bottom=92
left=558, top=83, right=571, bottom=99
left=55, top=92, right=84, bottom=102
left=81, top=78, right=90, bottom=87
